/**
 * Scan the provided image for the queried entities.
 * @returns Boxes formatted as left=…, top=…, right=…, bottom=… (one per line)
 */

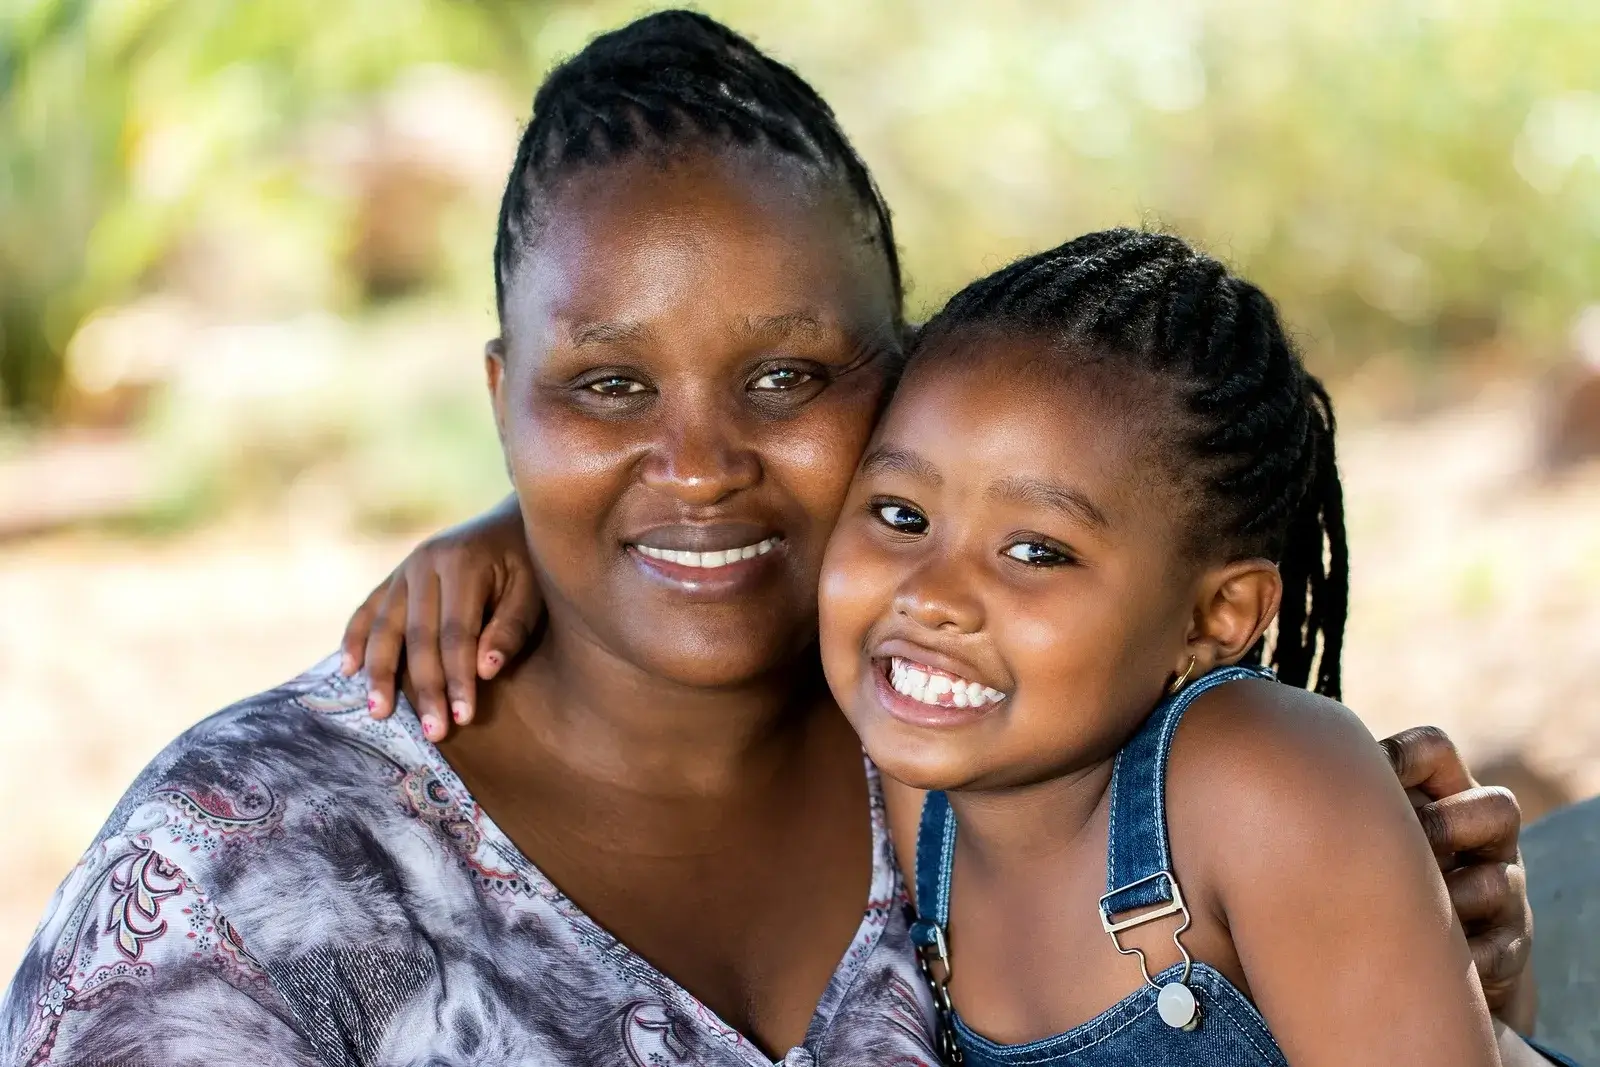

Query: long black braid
left=921, top=228, right=1348, bottom=697
left=493, top=10, right=901, bottom=328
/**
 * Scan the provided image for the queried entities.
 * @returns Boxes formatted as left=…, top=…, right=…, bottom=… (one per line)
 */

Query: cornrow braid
left=493, top=10, right=901, bottom=327
left=920, top=228, right=1348, bottom=697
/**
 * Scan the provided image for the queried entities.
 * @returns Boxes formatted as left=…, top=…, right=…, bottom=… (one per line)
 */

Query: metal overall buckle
left=1098, top=870, right=1202, bottom=1031
left=913, top=922, right=963, bottom=1065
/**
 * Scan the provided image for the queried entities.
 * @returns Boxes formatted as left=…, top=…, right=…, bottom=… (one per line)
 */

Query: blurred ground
left=3, top=384, right=1598, bottom=969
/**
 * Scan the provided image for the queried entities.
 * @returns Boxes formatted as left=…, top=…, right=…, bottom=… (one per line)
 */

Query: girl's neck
left=499, top=616, right=832, bottom=799
left=944, top=758, right=1118, bottom=873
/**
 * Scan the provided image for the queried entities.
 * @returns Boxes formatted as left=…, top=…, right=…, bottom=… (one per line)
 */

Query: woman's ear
left=485, top=337, right=508, bottom=447
left=1182, top=559, right=1283, bottom=674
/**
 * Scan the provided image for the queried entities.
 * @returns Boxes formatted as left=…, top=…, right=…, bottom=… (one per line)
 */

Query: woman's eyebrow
left=859, top=445, right=942, bottom=484
left=987, top=475, right=1110, bottom=530
left=570, top=319, right=653, bottom=347
left=739, top=311, right=825, bottom=342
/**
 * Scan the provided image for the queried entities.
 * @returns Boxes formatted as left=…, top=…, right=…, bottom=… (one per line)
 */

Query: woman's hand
left=340, top=495, right=541, bottom=741
left=1381, top=725, right=1536, bottom=1033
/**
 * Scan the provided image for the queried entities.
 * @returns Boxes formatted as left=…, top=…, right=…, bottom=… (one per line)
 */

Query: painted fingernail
left=368, top=695, right=383, bottom=715
left=482, top=651, right=503, bottom=676
left=451, top=700, right=470, bottom=724
left=424, top=718, right=442, bottom=740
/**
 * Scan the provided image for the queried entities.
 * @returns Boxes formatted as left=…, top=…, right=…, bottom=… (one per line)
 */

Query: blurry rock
left=1522, top=796, right=1600, bottom=1061
left=1541, top=306, right=1600, bottom=471
left=61, top=297, right=203, bottom=427
left=1475, top=751, right=1575, bottom=825
left=340, top=66, right=517, bottom=299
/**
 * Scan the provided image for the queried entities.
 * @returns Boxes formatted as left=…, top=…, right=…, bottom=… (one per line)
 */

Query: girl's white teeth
left=635, top=537, right=779, bottom=568
left=888, top=657, right=1005, bottom=708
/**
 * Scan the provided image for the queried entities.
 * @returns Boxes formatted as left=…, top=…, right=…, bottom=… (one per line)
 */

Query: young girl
left=812, top=228, right=1499, bottom=1065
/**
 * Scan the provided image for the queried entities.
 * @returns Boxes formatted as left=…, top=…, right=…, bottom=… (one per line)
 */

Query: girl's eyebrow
left=987, top=475, right=1110, bottom=530
left=859, top=445, right=942, bottom=484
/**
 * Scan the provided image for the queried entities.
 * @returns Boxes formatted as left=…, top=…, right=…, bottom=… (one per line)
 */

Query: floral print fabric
left=2, top=657, right=938, bottom=1067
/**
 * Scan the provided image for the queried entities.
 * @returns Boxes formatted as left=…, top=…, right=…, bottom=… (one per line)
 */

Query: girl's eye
left=874, top=502, right=929, bottom=535
left=587, top=376, right=646, bottom=396
left=1004, top=541, right=1071, bottom=566
left=751, top=368, right=814, bottom=391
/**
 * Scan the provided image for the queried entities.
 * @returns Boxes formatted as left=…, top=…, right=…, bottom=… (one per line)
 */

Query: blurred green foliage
left=1, top=0, right=1597, bottom=526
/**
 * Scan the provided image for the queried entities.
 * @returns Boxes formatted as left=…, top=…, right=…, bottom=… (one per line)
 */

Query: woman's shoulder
left=79, top=657, right=463, bottom=945
left=103, top=655, right=418, bottom=838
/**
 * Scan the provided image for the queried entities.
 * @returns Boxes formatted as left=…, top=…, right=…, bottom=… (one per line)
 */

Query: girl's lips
left=871, top=658, right=1002, bottom=729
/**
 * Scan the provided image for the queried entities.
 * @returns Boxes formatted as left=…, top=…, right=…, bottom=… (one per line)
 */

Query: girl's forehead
left=878, top=337, right=1182, bottom=509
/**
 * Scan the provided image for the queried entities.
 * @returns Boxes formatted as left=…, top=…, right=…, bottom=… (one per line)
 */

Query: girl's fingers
left=438, top=563, right=490, bottom=727
left=340, top=581, right=388, bottom=675
left=363, top=577, right=409, bottom=720
left=476, top=566, right=541, bottom=679
left=404, top=569, right=451, bottom=743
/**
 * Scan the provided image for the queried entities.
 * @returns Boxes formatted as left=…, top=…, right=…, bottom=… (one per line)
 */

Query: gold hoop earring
left=1169, top=656, right=1197, bottom=695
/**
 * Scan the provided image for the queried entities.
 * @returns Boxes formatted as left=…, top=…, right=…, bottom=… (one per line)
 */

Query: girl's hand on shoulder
left=1380, top=725, right=1534, bottom=1033
left=340, top=495, right=541, bottom=741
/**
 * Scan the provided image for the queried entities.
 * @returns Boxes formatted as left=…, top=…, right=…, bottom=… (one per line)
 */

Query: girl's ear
left=1182, top=559, right=1283, bottom=675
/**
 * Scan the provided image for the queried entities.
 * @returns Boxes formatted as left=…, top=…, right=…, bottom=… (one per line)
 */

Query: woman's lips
left=625, top=535, right=786, bottom=595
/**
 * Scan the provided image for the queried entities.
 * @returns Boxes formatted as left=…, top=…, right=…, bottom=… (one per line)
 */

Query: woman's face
left=490, top=148, right=899, bottom=689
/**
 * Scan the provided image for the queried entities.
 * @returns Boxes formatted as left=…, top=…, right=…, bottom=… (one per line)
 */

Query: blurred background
left=2, top=0, right=1598, bottom=966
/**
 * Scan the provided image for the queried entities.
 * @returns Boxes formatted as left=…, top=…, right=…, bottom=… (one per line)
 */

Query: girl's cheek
left=817, top=524, right=888, bottom=668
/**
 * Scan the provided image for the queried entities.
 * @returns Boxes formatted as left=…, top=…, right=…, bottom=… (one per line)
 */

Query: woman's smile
left=627, top=526, right=787, bottom=596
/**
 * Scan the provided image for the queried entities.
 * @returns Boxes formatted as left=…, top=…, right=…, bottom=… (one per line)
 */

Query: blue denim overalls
left=909, top=665, right=1289, bottom=1066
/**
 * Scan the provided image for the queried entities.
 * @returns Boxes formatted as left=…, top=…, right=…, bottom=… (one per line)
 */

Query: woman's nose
left=892, top=560, right=984, bottom=634
left=639, top=414, right=762, bottom=506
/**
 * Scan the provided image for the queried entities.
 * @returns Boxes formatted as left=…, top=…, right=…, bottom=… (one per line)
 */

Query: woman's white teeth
left=635, top=537, right=779, bottom=569
left=888, top=657, right=1005, bottom=708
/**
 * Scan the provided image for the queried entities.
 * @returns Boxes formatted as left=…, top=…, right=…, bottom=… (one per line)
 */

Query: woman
left=1, top=12, right=1551, bottom=1067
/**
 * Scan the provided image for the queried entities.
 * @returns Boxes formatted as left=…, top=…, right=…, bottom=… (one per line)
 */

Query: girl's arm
left=1173, top=681, right=1500, bottom=1066
left=339, top=494, right=541, bottom=741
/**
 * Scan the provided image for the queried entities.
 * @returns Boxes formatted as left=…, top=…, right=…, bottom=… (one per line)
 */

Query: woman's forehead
left=500, top=151, right=895, bottom=348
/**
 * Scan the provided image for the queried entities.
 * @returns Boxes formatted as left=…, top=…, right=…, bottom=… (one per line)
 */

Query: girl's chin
left=854, top=717, right=991, bottom=794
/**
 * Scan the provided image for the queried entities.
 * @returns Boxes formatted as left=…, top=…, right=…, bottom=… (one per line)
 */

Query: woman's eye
left=751, top=368, right=814, bottom=391
left=1004, top=541, right=1070, bottom=566
left=587, top=376, right=646, bottom=396
left=874, top=503, right=929, bottom=534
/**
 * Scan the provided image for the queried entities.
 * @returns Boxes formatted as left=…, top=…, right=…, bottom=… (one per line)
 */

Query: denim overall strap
left=912, top=789, right=956, bottom=936
left=1101, top=665, right=1273, bottom=917
left=909, top=789, right=963, bottom=1063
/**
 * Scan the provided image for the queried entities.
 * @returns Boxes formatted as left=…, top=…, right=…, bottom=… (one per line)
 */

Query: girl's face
left=489, top=149, right=899, bottom=690
left=819, top=330, right=1208, bottom=792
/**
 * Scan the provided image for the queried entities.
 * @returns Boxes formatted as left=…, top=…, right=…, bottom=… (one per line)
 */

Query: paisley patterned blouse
left=1, top=657, right=939, bottom=1066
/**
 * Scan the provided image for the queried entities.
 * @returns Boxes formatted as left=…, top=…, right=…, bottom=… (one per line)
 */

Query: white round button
left=1156, top=981, right=1198, bottom=1029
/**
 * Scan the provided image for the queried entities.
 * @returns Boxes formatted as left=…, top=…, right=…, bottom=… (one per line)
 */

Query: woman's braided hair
left=494, top=10, right=901, bottom=327
left=921, top=228, right=1347, bottom=697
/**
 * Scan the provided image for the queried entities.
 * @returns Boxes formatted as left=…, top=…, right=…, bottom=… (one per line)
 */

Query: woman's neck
left=495, top=616, right=832, bottom=799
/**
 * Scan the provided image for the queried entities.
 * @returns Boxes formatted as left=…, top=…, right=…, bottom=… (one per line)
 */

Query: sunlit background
left=3, top=0, right=1599, bottom=967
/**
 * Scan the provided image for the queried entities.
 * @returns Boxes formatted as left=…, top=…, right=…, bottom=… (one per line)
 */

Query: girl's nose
left=892, top=560, right=984, bottom=634
left=639, top=414, right=762, bottom=507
